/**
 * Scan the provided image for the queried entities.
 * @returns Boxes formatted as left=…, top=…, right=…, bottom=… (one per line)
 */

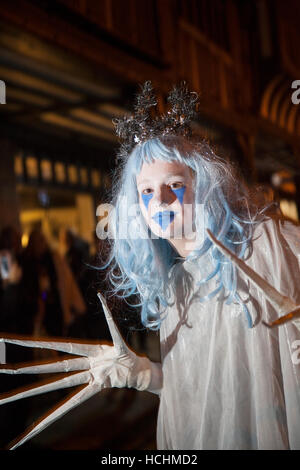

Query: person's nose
left=154, top=185, right=176, bottom=207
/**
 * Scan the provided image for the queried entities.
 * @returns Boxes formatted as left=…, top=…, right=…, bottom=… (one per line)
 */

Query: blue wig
left=104, top=135, right=266, bottom=330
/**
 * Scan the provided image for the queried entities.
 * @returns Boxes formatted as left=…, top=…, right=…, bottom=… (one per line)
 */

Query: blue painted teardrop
left=171, top=186, right=185, bottom=205
left=141, top=192, right=153, bottom=210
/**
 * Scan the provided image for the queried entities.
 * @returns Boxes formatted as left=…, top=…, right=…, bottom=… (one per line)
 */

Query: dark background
left=0, top=0, right=299, bottom=450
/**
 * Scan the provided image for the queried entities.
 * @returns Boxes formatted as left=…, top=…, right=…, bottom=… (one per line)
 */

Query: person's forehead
left=136, top=160, right=189, bottom=183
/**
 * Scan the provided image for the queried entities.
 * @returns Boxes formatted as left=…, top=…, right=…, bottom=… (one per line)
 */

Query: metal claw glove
left=0, top=292, right=162, bottom=449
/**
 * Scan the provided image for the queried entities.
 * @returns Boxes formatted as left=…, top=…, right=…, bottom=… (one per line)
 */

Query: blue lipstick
left=152, top=211, right=177, bottom=230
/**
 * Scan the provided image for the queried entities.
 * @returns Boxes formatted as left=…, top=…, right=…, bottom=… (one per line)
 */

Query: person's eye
left=142, top=188, right=153, bottom=195
left=169, top=182, right=185, bottom=190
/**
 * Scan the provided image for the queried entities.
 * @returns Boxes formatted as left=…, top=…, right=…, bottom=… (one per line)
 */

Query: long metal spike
left=206, top=229, right=297, bottom=316
left=0, top=357, right=90, bottom=375
left=262, top=308, right=300, bottom=328
left=97, top=292, right=128, bottom=355
left=8, top=382, right=102, bottom=450
left=0, top=370, right=91, bottom=405
left=0, top=336, right=103, bottom=357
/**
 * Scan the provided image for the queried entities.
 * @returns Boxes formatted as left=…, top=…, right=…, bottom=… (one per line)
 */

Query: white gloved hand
left=0, top=293, right=163, bottom=449
left=96, top=292, right=162, bottom=394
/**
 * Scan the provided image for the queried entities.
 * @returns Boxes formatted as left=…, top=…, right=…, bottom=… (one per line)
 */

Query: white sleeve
left=147, top=360, right=163, bottom=395
left=126, top=354, right=163, bottom=395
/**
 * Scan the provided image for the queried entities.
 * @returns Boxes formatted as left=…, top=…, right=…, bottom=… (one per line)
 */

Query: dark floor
left=0, top=330, right=160, bottom=450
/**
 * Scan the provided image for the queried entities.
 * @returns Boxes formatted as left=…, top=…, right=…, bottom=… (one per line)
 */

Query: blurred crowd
left=1, top=227, right=100, bottom=339
left=0, top=225, right=148, bottom=448
left=0, top=226, right=147, bottom=341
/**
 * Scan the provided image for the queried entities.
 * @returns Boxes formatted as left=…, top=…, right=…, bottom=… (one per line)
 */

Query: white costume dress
left=156, top=218, right=300, bottom=449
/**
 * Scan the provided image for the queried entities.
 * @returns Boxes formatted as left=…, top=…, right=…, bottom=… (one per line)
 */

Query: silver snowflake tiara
left=113, top=81, right=199, bottom=162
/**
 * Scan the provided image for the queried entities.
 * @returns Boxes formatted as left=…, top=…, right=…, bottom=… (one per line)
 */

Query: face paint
left=171, top=186, right=186, bottom=205
left=152, top=211, right=176, bottom=230
left=137, top=160, right=194, bottom=241
left=141, top=192, right=153, bottom=210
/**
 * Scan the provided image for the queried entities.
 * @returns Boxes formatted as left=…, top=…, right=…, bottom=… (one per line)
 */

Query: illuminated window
left=26, top=156, right=38, bottom=179
left=55, top=162, right=66, bottom=183
left=14, top=153, right=23, bottom=177
left=80, top=167, right=88, bottom=186
left=68, top=165, right=78, bottom=184
left=21, top=233, right=29, bottom=248
left=41, top=160, right=52, bottom=181
left=91, top=169, right=101, bottom=188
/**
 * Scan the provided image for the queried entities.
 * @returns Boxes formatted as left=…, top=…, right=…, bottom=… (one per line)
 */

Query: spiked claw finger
left=8, top=382, right=103, bottom=450
left=0, top=357, right=90, bottom=375
left=206, top=229, right=297, bottom=316
left=97, top=292, right=128, bottom=355
left=262, top=307, right=300, bottom=328
left=0, top=370, right=91, bottom=405
left=0, top=336, right=103, bottom=357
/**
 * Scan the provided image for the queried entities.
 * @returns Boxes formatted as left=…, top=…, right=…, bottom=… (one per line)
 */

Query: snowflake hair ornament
left=113, top=81, right=199, bottom=162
